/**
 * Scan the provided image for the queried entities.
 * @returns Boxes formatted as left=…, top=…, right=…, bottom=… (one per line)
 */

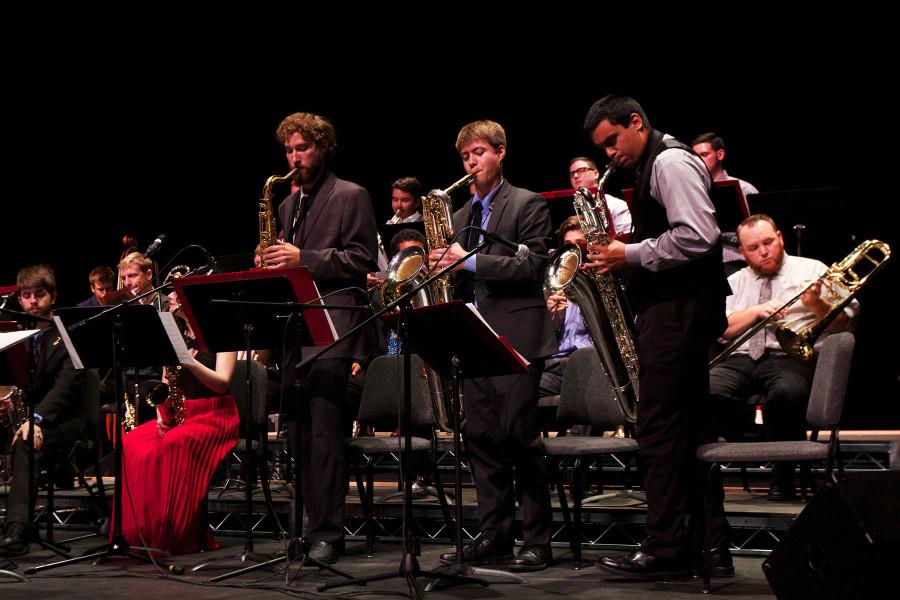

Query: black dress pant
left=634, top=297, right=729, bottom=558
left=286, top=358, right=354, bottom=545
left=462, top=360, right=552, bottom=546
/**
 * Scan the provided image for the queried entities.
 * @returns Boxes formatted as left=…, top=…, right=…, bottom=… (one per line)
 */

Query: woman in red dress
left=119, top=291, right=239, bottom=554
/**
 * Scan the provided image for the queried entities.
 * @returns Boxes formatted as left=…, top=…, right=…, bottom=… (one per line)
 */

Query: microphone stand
left=21, top=270, right=205, bottom=576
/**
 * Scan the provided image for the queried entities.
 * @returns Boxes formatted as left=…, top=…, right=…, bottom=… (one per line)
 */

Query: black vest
left=627, top=129, right=729, bottom=312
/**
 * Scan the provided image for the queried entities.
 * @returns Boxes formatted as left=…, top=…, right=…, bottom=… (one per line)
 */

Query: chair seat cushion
left=697, top=441, right=830, bottom=463
left=543, top=436, right=639, bottom=456
left=350, top=436, right=431, bottom=453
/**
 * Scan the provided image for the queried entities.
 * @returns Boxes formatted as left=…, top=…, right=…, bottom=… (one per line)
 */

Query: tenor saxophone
left=259, top=168, right=298, bottom=268
left=545, top=164, right=640, bottom=423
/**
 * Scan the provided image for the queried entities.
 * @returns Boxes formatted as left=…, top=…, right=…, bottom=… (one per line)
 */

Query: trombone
left=710, top=239, right=890, bottom=367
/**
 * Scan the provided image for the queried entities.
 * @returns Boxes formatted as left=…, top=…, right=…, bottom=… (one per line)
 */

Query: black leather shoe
left=693, top=545, right=735, bottom=578
left=307, top=540, right=339, bottom=565
left=0, top=522, right=29, bottom=558
left=767, top=483, right=796, bottom=501
left=507, top=544, right=552, bottom=571
left=597, top=550, right=692, bottom=580
left=439, top=537, right=513, bottom=566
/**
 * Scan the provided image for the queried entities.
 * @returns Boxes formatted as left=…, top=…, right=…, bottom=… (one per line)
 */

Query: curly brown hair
left=276, top=112, right=338, bottom=161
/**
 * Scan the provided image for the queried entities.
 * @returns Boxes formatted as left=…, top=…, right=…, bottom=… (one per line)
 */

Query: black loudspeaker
left=763, top=471, right=900, bottom=600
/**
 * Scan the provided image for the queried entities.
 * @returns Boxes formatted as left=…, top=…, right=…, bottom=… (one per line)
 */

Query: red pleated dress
left=117, top=352, right=239, bottom=554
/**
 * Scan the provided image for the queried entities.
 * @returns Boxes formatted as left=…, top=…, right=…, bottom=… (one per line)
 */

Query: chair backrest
left=806, top=332, right=855, bottom=430
left=228, top=359, right=269, bottom=432
left=358, top=354, right=433, bottom=431
left=557, top=347, right=625, bottom=429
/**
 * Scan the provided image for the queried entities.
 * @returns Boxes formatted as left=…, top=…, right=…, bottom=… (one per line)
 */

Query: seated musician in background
left=76, top=266, right=116, bottom=307
left=568, top=156, right=632, bottom=240
left=118, top=289, right=238, bottom=554
left=1, top=265, right=87, bottom=557
left=709, top=214, right=858, bottom=500
left=692, top=133, right=760, bottom=277
left=369, top=177, right=425, bottom=288
left=116, top=251, right=167, bottom=310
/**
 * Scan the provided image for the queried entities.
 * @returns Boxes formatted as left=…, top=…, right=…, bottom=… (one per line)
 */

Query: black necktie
left=464, top=200, right=483, bottom=251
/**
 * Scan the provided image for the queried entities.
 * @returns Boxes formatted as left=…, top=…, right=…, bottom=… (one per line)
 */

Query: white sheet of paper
left=0, top=329, right=40, bottom=353
left=464, top=303, right=530, bottom=367
left=50, top=317, right=85, bottom=369
left=158, top=312, right=199, bottom=368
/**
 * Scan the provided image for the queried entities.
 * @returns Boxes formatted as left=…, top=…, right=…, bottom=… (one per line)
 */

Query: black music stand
left=172, top=267, right=351, bottom=582
left=24, top=304, right=183, bottom=575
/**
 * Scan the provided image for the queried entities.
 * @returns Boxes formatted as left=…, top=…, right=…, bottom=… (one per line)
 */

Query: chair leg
left=701, top=463, right=717, bottom=593
left=367, top=456, right=377, bottom=555
left=572, top=457, right=584, bottom=569
left=430, top=458, right=454, bottom=530
left=740, top=464, right=751, bottom=493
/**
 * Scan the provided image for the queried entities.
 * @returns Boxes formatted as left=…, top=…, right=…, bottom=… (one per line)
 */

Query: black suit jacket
left=452, top=180, right=556, bottom=360
left=278, top=171, right=378, bottom=359
left=29, top=324, right=88, bottom=442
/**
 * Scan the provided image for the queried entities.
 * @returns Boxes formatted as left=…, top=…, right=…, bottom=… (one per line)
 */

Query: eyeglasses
left=569, top=166, right=595, bottom=179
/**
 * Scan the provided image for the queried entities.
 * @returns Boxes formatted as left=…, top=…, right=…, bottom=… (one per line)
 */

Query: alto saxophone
left=144, top=366, right=186, bottom=427
left=259, top=168, right=298, bottom=268
left=545, top=163, right=640, bottom=423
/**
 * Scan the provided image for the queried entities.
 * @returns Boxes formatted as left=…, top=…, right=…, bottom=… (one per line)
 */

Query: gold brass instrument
left=144, top=366, right=187, bottom=427
left=259, top=168, right=298, bottom=268
left=382, top=173, right=475, bottom=432
left=1, top=386, right=27, bottom=432
left=711, top=240, right=890, bottom=366
left=545, top=163, right=640, bottom=423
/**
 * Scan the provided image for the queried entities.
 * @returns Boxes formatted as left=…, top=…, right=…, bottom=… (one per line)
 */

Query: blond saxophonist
left=430, top=120, right=556, bottom=571
left=258, top=112, right=378, bottom=565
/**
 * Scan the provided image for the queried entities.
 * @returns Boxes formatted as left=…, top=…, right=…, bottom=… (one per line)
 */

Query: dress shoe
left=767, top=483, right=796, bottom=501
left=307, top=540, right=339, bottom=564
left=507, top=544, right=552, bottom=571
left=597, top=550, right=692, bottom=580
left=0, top=522, right=29, bottom=558
left=439, top=537, right=513, bottom=566
left=693, top=545, right=735, bottom=578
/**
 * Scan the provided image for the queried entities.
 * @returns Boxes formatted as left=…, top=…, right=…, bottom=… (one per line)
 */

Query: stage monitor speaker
left=762, top=471, right=900, bottom=600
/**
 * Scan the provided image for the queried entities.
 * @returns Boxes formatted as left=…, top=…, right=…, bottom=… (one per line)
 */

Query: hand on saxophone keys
left=428, top=243, right=467, bottom=272
left=583, top=239, right=627, bottom=274
left=260, top=240, right=301, bottom=268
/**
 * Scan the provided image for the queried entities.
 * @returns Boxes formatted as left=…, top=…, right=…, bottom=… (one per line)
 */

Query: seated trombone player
left=709, top=213, right=858, bottom=500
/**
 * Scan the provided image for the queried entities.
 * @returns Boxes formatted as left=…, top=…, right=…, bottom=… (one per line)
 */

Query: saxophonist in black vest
left=581, top=96, right=732, bottom=580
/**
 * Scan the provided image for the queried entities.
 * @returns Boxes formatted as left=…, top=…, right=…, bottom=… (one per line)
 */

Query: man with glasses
left=567, top=157, right=632, bottom=240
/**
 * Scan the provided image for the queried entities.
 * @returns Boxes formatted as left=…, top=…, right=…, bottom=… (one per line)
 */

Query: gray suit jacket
left=452, top=180, right=556, bottom=360
left=278, top=172, right=378, bottom=359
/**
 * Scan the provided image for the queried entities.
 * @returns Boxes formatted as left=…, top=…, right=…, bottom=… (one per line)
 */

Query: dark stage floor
left=0, top=534, right=776, bottom=599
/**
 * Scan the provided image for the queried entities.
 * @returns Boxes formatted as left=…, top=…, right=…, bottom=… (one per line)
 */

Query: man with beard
left=429, top=120, right=556, bottom=571
left=259, top=112, right=378, bottom=564
left=710, top=214, right=857, bottom=500
left=582, top=95, right=731, bottom=580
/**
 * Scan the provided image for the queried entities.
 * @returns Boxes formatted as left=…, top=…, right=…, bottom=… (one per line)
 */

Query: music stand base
left=24, top=538, right=182, bottom=575
left=319, top=550, right=488, bottom=597
left=205, top=537, right=352, bottom=583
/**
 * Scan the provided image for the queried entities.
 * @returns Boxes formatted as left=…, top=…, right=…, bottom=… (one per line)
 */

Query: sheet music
left=50, top=317, right=84, bottom=369
left=0, top=330, right=40, bottom=354
left=464, top=303, right=530, bottom=367
left=312, top=281, right=340, bottom=343
left=158, top=312, right=199, bottom=367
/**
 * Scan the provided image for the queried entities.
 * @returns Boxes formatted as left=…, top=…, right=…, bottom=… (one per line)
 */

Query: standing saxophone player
left=258, top=112, right=378, bottom=565
left=582, top=96, right=732, bottom=580
left=429, top=120, right=556, bottom=571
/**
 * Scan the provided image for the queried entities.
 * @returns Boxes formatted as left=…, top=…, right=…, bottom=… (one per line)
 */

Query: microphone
left=475, top=228, right=537, bottom=259
left=198, top=247, right=223, bottom=274
left=144, top=234, right=168, bottom=259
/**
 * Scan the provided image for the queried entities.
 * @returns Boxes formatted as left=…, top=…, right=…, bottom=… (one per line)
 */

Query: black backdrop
left=2, top=43, right=896, bottom=427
